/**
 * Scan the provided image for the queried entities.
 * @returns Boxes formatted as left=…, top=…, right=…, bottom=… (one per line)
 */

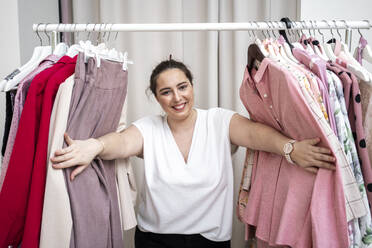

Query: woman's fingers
left=304, top=167, right=318, bottom=174
left=54, top=145, right=74, bottom=156
left=312, top=160, right=336, bottom=170
left=64, top=133, right=74, bottom=146
left=313, top=152, right=335, bottom=162
left=51, top=151, right=75, bottom=163
left=307, top=137, right=320, bottom=146
left=312, top=146, right=332, bottom=154
left=70, top=165, right=88, bottom=181
left=52, top=157, right=78, bottom=169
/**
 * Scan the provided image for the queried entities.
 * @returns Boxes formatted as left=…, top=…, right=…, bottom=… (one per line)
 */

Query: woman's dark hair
left=149, top=58, right=193, bottom=96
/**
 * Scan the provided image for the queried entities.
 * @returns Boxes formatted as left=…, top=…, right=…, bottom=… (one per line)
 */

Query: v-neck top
left=133, top=107, right=235, bottom=241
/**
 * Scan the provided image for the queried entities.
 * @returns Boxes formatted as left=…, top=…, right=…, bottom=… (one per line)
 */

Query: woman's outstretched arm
left=229, top=114, right=336, bottom=173
left=50, top=125, right=143, bottom=180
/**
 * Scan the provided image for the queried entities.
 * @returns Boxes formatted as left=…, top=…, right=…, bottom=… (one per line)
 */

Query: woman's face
left=155, top=68, right=194, bottom=121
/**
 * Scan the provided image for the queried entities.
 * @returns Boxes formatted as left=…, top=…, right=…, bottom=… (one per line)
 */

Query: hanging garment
left=40, top=77, right=137, bottom=248
left=40, top=75, right=75, bottom=248
left=0, top=54, right=60, bottom=191
left=239, top=58, right=365, bottom=248
left=355, top=36, right=368, bottom=65
left=273, top=56, right=365, bottom=222
left=360, top=80, right=372, bottom=172
left=327, top=62, right=372, bottom=212
left=24, top=56, right=77, bottom=247
left=327, top=70, right=372, bottom=247
left=292, top=48, right=338, bottom=134
left=115, top=99, right=137, bottom=231
left=1, top=90, right=16, bottom=157
left=0, top=55, right=76, bottom=248
left=63, top=53, right=127, bottom=248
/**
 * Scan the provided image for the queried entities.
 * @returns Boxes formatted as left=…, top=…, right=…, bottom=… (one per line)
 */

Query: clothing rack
left=33, top=20, right=372, bottom=51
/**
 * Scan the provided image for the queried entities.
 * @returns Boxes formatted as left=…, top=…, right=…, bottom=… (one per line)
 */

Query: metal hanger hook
left=96, top=23, right=103, bottom=44
left=315, top=21, right=325, bottom=43
left=310, top=20, right=317, bottom=37
left=43, top=23, right=51, bottom=45
left=73, top=23, right=78, bottom=42
left=35, top=23, right=43, bottom=46
left=270, top=21, right=278, bottom=38
left=333, top=20, right=342, bottom=40
left=251, top=21, right=260, bottom=39
left=323, top=20, right=334, bottom=38
left=107, top=23, right=113, bottom=43
left=292, top=22, right=301, bottom=40
left=86, top=23, right=93, bottom=40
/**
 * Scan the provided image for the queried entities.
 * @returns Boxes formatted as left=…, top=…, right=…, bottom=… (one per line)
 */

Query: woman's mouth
left=172, top=103, right=186, bottom=111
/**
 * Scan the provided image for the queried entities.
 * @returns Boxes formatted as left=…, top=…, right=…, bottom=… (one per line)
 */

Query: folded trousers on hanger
left=63, top=53, right=128, bottom=248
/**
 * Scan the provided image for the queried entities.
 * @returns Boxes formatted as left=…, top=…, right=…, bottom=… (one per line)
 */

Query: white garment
left=133, top=107, right=235, bottom=241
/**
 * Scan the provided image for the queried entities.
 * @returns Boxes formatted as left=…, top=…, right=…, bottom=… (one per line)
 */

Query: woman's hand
left=291, top=137, right=336, bottom=174
left=50, top=133, right=104, bottom=181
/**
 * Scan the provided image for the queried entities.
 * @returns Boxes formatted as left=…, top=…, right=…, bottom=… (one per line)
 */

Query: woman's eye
left=161, top=91, right=170, bottom=95
left=179, top=85, right=187, bottom=90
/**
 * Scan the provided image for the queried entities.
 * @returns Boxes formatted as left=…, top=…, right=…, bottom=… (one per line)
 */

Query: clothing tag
left=254, top=60, right=261, bottom=70
left=4, top=69, right=21, bottom=81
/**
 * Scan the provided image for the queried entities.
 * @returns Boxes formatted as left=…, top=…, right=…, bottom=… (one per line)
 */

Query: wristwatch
left=283, top=140, right=296, bottom=164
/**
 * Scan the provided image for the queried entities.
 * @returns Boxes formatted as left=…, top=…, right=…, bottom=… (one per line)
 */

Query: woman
left=51, top=59, right=335, bottom=248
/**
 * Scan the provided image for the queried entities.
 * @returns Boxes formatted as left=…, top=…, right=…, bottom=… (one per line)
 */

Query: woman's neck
left=167, top=108, right=197, bottom=133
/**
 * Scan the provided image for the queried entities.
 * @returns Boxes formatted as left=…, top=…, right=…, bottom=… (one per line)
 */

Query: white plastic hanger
left=1, top=24, right=52, bottom=91
left=53, top=42, right=68, bottom=57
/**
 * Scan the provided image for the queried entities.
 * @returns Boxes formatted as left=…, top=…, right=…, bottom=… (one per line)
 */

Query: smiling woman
left=50, top=57, right=336, bottom=248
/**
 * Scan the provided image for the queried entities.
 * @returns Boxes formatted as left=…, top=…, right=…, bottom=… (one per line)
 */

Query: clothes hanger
left=313, top=21, right=330, bottom=60
left=0, top=24, right=48, bottom=91
left=278, top=17, right=294, bottom=49
left=281, top=21, right=300, bottom=63
left=248, top=22, right=266, bottom=71
left=323, top=20, right=338, bottom=62
left=53, top=23, right=69, bottom=56
left=1, top=23, right=52, bottom=92
left=336, top=20, right=355, bottom=60
left=268, top=21, right=290, bottom=63
left=309, top=20, right=328, bottom=61
left=336, top=20, right=372, bottom=81
left=356, top=21, right=372, bottom=64
left=251, top=21, right=269, bottom=57
left=325, top=20, right=371, bottom=81
left=66, top=24, right=82, bottom=57
left=301, top=20, right=315, bottom=55
left=291, top=22, right=306, bottom=50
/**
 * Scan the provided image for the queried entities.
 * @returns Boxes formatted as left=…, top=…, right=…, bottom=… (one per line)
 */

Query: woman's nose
left=173, top=91, right=181, bottom=101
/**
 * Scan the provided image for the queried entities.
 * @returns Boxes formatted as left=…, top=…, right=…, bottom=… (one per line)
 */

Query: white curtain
left=71, top=1, right=297, bottom=247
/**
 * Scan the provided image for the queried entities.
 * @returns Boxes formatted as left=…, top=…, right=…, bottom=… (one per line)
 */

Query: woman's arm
left=229, top=114, right=336, bottom=173
left=50, top=125, right=143, bottom=180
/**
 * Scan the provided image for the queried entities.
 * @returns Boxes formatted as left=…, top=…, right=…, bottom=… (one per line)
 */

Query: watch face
left=284, top=143, right=293, bottom=153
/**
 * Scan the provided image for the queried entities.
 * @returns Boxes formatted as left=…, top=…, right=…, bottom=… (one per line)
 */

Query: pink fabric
left=240, top=58, right=349, bottom=247
left=356, top=36, right=368, bottom=65
left=0, top=55, right=59, bottom=191
left=327, top=61, right=372, bottom=214
left=292, top=48, right=338, bottom=134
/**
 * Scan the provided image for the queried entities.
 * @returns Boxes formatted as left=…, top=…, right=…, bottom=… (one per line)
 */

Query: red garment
left=0, top=56, right=76, bottom=248
left=22, top=56, right=77, bottom=247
